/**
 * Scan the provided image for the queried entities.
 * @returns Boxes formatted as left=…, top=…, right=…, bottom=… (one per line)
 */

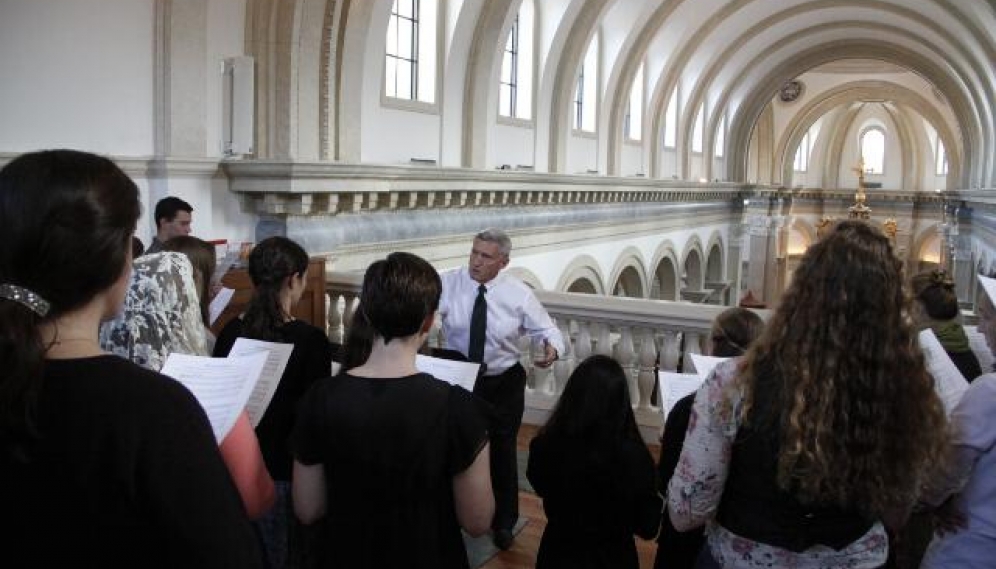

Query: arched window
left=573, top=33, right=599, bottom=132
left=663, top=87, right=678, bottom=148
left=860, top=127, right=885, bottom=174
left=623, top=63, right=643, bottom=140
left=624, top=62, right=644, bottom=141
left=714, top=112, right=726, bottom=158
left=793, top=130, right=811, bottom=172
left=498, top=1, right=533, bottom=120
left=935, top=137, right=948, bottom=176
left=385, top=0, right=437, bottom=103
left=691, top=103, right=704, bottom=153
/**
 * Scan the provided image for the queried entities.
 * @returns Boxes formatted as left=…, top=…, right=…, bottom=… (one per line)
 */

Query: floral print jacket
left=665, top=359, right=888, bottom=569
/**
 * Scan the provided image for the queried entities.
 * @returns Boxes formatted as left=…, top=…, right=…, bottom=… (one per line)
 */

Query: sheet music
left=965, top=325, right=995, bottom=373
left=657, top=371, right=705, bottom=419
left=228, top=338, right=295, bottom=427
left=918, top=329, right=969, bottom=414
left=689, top=353, right=729, bottom=379
left=160, top=351, right=268, bottom=442
left=208, top=287, right=236, bottom=325
left=210, top=249, right=240, bottom=286
left=416, top=354, right=480, bottom=392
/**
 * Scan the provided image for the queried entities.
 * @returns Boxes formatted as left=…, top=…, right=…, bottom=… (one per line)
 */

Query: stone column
left=952, top=204, right=975, bottom=304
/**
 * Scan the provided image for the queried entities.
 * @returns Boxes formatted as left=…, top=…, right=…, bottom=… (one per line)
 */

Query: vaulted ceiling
left=248, top=0, right=996, bottom=189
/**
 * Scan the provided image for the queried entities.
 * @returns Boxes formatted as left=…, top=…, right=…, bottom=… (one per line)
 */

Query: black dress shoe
left=492, top=528, right=514, bottom=550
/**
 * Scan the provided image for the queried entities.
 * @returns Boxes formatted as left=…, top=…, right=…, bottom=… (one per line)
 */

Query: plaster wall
left=0, top=0, right=156, bottom=155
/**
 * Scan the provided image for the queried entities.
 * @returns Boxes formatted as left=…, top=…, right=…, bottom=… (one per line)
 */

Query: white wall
left=494, top=123, right=536, bottom=168
left=620, top=142, right=644, bottom=176
left=0, top=0, right=156, bottom=155
left=567, top=133, right=597, bottom=173
left=659, top=148, right=678, bottom=178
left=363, top=106, right=442, bottom=164
left=205, top=0, right=248, bottom=158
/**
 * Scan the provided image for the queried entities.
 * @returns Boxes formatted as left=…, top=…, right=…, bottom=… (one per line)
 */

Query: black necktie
left=468, top=284, right=487, bottom=363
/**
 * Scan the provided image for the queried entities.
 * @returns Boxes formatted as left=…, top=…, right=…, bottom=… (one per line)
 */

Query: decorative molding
left=224, top=160, right=745, bottom=215
left=778, top=80, right=804, bottom=103
left=0, top=153, right=222, bottom=179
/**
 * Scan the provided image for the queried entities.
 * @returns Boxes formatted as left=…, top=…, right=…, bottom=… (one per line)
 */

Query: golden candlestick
left=848, top=158, right=871, bottom=220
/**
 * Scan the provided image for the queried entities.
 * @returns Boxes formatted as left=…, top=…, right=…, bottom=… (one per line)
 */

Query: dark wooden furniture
left=210, top=257, right=327, bottom=336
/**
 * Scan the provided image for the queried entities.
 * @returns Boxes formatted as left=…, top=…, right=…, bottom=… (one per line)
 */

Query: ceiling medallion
left=779, top=80, right=804, bottom=103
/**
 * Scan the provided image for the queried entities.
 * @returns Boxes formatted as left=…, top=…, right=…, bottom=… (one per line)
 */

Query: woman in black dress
left=213, top=236, right=333, bottom=568
left=527, top=354, right=662, bottom=569
left=291, top=252, right=494, bottom=569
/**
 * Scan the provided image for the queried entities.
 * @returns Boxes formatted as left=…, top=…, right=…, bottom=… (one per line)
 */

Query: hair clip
left=0, top=283, right=51, bottom=317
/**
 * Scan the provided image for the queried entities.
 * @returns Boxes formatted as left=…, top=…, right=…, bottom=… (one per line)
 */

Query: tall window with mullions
left=499, top=16, right=519, bottom=118
left=386, top=0, right=418, bottom=100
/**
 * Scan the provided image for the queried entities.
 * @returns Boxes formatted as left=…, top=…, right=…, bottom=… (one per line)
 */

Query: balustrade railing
left=325, top=271, right=743, bottom=439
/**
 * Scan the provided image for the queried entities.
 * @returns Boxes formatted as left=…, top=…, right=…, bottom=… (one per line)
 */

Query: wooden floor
left=480, top=424, right=662, bottom=569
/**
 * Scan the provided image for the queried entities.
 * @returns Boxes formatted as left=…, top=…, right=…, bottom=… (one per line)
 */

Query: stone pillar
left=952, top=204, right=975, bottom=304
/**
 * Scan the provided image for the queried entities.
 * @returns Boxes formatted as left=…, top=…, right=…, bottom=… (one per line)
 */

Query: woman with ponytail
left=214, top=235, right=333, bottom=568
left=0, top=150, right=261, bottom=567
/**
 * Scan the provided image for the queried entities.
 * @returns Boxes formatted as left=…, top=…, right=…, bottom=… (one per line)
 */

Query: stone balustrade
left=324, top=270, right=762, bottom=440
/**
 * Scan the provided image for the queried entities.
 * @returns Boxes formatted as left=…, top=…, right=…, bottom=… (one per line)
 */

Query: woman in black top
left=527, top=354, right=662, bottom=569
left=291, top=252, right=494, bottom=569
left=214, top=235, right=333, bottom=568
left=0, top=150, right=261, bottom=568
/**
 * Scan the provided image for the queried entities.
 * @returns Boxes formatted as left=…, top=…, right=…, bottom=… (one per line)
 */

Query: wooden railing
left=324, top=271, right=752, bottom=438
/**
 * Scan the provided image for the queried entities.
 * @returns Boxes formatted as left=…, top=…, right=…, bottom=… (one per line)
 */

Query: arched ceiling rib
left=249, top=0, right=996, bottom=187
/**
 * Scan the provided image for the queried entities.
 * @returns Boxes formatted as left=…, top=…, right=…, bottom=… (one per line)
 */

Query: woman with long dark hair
left=527, top=354, right=662, bottom=569
left=668, top=221, right=949, bottom=568
left=0, top=150, right=261, bottom=567
left=213, top=235, right=332, bottom=568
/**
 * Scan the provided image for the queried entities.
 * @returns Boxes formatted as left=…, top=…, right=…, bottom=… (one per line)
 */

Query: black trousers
left=473, top=363, right=527, bottom=531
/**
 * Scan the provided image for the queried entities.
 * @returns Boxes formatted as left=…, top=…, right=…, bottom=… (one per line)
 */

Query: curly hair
left=738, top=220, right=948, bottom=519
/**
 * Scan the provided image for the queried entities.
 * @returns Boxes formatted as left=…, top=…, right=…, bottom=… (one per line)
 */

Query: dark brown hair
left=360, top=252, right=441, bottom=344
left=164, top=235, right=216, bottom=326
left=0, top=150, right=140, bottom=461
left=739, top=220, right=948, bottom=518
left=241, top=236, right=309, bottom=342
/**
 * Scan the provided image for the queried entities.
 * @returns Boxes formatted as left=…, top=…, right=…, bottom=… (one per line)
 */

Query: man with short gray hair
left=438, top=228, right=565, bottom=551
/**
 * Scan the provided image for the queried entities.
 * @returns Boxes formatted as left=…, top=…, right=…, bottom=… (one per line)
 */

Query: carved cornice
left=223, top=160, right=745, bottom=215
left=751, top=186, right=946, bottom=204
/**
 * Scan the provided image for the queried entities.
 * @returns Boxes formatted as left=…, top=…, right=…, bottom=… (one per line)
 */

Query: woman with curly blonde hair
left=667, top=220, right=949, bottom=568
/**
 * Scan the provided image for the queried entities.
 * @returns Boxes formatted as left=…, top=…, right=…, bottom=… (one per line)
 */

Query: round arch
left=908, top=224, right=943, bottom=275
left=566, top=277, right=599, bottom=294
left=704, top=230, right=725, bottom=282
left=505, top=266, right=544, bottom=290
left=725, top=40, right=987, bottom=189
left=607, top=247, right=650, bottom=299
left=681, top=237, right=706, bottom=291
left=773, top=81, right=960, bottom=190
left=650, top=240, right=682, bottom=301
left=555, top=254, right=607, bottom=295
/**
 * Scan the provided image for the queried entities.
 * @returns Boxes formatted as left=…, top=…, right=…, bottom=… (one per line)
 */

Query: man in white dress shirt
left=438, top=228, right=566, bottom=550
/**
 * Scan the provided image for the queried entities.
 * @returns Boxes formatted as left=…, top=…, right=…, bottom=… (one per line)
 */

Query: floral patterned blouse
left=666, top=359, right=889, bottom=569
left=100, top=252, right=208, bottom=371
